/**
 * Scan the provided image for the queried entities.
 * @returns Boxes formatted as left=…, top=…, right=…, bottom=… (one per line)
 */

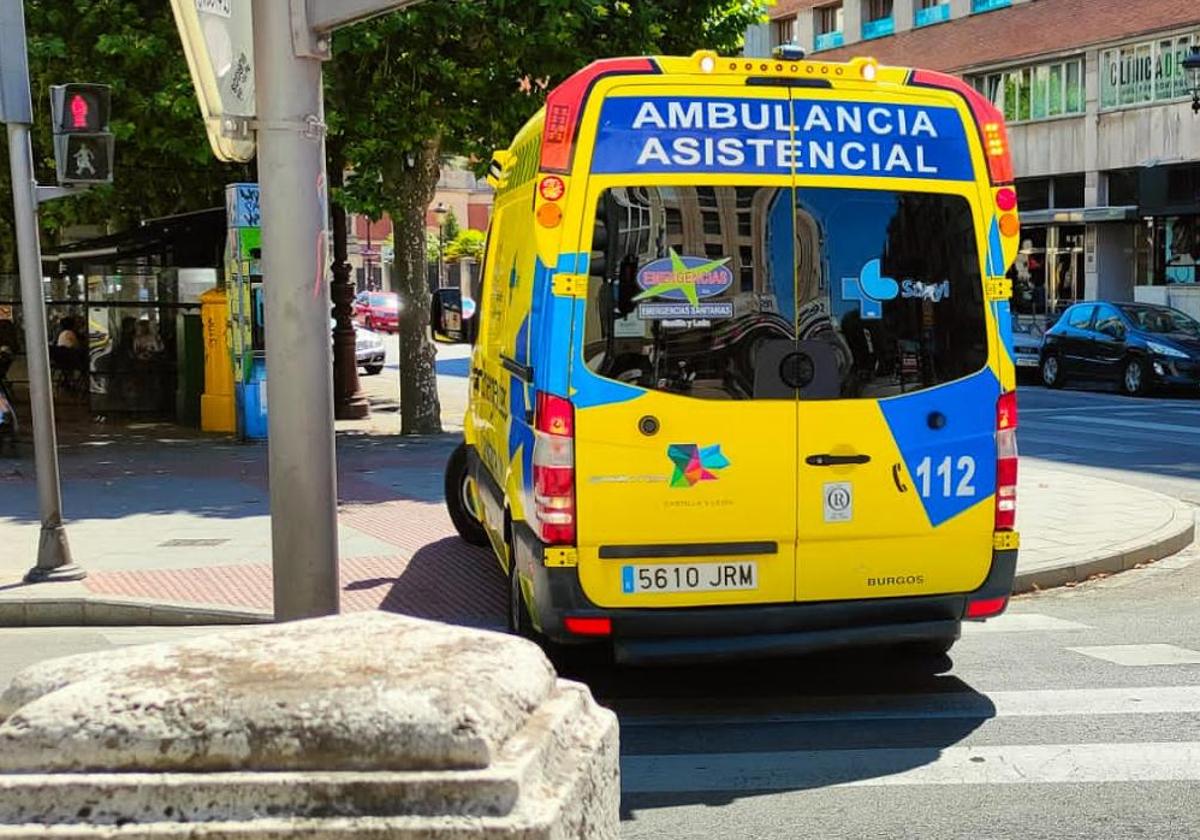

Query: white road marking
left=1052, top=414, right=1200, bottom=435
left=622, top=742, right=1200, bottom=792
left=961, top=613, right=1092, bottom=634
left=1068, top=644, right=1200, bottom=666
left=618, top=685, right=1200, bottom=727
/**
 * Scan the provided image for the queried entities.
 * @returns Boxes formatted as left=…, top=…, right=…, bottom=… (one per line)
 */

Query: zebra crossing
left=605, top=549, right=1200, bottom=838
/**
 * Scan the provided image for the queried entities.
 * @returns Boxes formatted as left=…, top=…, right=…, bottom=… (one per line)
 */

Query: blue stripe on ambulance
left=878, top=367, right=1001, bottom=527
left=985, top=216, right=1016, bottom=367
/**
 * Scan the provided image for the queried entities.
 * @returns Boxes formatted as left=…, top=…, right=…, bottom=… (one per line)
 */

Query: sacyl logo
left=842, top=259, right=898, bottom=320
left=901, top=279, right=951, bottom=302
left=842, top=259, right=951, bottom=319
left=868, top=575, right=925, bottom=587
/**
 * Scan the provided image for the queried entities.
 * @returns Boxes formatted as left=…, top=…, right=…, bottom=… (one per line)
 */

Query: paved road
left=3, top=547, right=1198, bottom=839
left=1019, top=382, right=1200, bottom=501
left=3, top=384, right=1199, bottom=838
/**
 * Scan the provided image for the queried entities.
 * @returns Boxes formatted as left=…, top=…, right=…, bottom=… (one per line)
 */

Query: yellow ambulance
left=434, top=49, right=1022, bottom=664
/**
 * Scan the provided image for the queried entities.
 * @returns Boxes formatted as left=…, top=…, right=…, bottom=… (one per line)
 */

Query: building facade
left=347, top=162, right=494, bottom=292
left=747, top=0, right=1200, bottom=318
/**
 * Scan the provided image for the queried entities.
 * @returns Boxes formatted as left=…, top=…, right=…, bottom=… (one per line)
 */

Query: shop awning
left=41, top=207, right=225, bottom=267
left=1019, top=206, right=1140, bottom=226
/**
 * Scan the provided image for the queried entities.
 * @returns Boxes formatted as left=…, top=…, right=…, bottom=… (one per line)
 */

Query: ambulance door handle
left=806, top=453, right=871, bottom=467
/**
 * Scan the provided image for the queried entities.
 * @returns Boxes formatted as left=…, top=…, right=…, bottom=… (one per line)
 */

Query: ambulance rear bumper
left=512, top=521, right=1017, bottom=665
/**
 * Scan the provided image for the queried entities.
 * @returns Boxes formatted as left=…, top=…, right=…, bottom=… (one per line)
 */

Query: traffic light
left=49, top=83, right=114, bottom=185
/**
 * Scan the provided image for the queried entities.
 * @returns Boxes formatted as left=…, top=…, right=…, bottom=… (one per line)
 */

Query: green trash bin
left=175, top=311, right=204, bottom=427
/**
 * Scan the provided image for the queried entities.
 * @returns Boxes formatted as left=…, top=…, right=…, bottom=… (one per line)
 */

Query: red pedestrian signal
left=50, top=84, right=109, bottom=134
left=69, top=93, right=89, bottom=129
left=49, top=84, right=114, bottom=185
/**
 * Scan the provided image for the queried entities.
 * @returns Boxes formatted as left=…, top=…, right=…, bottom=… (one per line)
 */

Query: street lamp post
left=433, top=201, right=448, bottom=290
left=1185, top=48, right=1200, bottom=114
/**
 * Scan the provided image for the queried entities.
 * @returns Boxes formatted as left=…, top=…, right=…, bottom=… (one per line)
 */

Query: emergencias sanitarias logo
left=635, top=249, right=735, bottom=321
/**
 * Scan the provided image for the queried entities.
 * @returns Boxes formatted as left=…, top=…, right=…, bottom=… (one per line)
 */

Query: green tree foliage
left=444, top=229, right=485, bottom=264
left=441, top=208, right=461, bottom=243
left=0, top=1, right=248, bottom=268
left=328, top=0, right=768, bottom=433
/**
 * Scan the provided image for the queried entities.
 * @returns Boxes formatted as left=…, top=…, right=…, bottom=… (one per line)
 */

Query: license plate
left=621, top=562, right=758, bottom=594
left=1015, top=357, right=1039, bottom=367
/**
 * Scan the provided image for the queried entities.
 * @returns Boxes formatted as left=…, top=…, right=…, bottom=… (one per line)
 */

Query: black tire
left=1122, top=356, right=1148, bottom=397
left=444, top=443, right=489, bottom=547
left=1040, top=352, right=1064, bottom=389
left=363, top=364, right=383, bottom=376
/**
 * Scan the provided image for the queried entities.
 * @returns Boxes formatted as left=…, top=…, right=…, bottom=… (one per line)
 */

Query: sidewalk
left=0, top=359, right=1193, bottom=625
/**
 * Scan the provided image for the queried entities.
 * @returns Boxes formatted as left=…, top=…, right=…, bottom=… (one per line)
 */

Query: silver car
left=331, top=319, right=385, bottom=375
left=1011, top=316, right=1044, bottom=378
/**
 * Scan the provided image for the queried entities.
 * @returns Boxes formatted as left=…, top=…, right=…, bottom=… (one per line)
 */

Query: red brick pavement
left=81, top=497, right=509, bottom=626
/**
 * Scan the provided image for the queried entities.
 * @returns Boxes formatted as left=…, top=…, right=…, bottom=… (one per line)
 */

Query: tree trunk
left=387, top=138, right=443, bottom=435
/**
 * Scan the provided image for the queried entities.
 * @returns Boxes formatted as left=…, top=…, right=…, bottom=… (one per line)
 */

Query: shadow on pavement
left=344, top=536, right=506, bottom=627
left=0, top=427, right=462, bottom=522
left=558, top=648, right=994, bottom=817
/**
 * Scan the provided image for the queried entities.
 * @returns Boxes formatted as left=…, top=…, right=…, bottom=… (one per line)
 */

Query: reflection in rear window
left=582, top=185, right=987, bottom=400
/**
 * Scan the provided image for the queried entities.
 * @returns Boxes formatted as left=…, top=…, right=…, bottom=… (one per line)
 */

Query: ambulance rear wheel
left=445, top=443, right=488, bottom=547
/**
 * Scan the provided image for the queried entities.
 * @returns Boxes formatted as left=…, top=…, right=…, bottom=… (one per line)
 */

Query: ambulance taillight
left=533, top=392, right=576, bottom=545
left=995, top=391, right=1018, bottom=531
left=908, top=68, right=1014, bottom=185
left=540, top=57, right=659, bottom=174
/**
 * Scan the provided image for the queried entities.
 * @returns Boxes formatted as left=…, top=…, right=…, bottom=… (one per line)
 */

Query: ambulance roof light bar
left=773, top=43, right=806, bottom=61
left=540, top=57, right=661, bottom=174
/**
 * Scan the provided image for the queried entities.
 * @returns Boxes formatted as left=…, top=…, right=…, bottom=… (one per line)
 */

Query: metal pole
left=252, top=0, right=339, bottom=619
left=7, top=123, right=84, bottom=582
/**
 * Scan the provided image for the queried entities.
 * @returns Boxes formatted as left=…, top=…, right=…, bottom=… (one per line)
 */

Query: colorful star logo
left=634, top=248, right=732, bottom=306
left=667, top=443, right=731, bottom=488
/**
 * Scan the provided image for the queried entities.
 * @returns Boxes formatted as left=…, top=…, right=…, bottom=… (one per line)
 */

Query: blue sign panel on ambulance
left=591, top=97, right=974, bottom=181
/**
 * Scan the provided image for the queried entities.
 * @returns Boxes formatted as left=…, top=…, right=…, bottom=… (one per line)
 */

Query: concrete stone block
left=0, top=613, right=620, bottom=838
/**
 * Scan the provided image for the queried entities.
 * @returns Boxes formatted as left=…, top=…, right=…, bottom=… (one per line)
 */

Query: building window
left=1100, top=33, right=1198, bottom=111
left=862, top=0, right=894, bottom=40
left=914, top=0, right=950, bottom=27
left=973, top=58, right=1084, bottom=123
left=772, top=15, right=797, bottom=48
left=1052, top=175, right=1085, bottom=209
left=813, top=3, right=844, bottom=51
left=971, top=0, right=1011, bottom=13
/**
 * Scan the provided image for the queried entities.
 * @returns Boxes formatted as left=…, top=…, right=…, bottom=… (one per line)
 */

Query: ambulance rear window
left=582, top=185, right=987, bottom=401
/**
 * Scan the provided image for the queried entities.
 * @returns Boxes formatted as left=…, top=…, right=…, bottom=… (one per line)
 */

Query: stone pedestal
left=0, top=613, right=619, bottom=838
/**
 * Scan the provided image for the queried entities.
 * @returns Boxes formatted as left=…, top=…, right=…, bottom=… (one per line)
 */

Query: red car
left=352, top=292, right=401, bottom=333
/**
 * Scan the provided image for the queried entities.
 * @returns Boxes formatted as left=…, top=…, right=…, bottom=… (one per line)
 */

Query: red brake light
left=966, top=595, right=1008, bottom=619
left=536, top=391, right=573, bottom=436
left=564, top=616, right=611, bottom=636
left=995, top=391, right=1018, bottom=531
left=909, top=69, right=1014, bottom=185
left=540, top=57, right=659, bottom=174
left=533, top=392, right=575, bottom=545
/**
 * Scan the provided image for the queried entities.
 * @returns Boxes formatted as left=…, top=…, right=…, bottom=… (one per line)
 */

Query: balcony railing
left=914, top=3, right=951, bottom=27
left=862, top=16, right=895, bottom=40
left=972, top=0, right=1012, bottom=13
left=813, top=30, right=845, bottom=51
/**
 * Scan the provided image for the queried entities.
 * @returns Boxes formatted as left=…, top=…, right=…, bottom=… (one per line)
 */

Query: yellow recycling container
left=199, top=287, right=236, bottom=433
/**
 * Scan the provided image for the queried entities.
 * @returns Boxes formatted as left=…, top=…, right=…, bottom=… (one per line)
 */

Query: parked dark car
left=1040, top=301, right=1200, bottom=395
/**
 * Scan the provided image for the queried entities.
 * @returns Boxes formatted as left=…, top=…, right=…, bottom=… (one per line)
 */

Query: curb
left=0, top=597, right=272, bottom=628
left=1013, top=497, right=1196, bottom=594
